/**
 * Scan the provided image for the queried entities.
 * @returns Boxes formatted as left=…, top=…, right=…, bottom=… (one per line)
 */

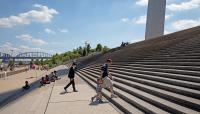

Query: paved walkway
left=0, top=65, right=120, bottom=114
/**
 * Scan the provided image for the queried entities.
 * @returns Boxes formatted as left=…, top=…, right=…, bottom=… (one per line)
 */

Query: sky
left=0, top=0, right=200, bottom=56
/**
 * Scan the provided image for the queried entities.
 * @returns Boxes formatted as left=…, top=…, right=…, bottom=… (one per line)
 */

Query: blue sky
left=0, top=0, right=200, bottom=55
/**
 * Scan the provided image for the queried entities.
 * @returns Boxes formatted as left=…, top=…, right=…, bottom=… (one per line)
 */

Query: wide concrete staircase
left=76, top=26, right=200, bottom=114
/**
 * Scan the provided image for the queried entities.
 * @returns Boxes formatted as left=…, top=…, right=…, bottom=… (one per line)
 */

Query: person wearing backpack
left=101, top=59, right=117, bottom=98
left=64, top=63, right=78, bottom=92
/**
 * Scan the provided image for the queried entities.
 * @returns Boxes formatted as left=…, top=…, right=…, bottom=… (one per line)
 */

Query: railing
left=0, top=68, right=28, bottom=79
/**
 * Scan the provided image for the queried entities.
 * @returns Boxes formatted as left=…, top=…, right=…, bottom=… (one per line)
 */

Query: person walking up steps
left=101, top=59, right=117, bottom=98
left=91, top=78, right=103, bottom=103
left=64, top=63, right=78, bottom=92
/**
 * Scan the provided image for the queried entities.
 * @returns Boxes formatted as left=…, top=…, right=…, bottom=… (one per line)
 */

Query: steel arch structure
left=15, top=52, right=52, bottom=59
left=0, top=52, right=11, bottom=61
left=0, top=52, right=11, bottom=59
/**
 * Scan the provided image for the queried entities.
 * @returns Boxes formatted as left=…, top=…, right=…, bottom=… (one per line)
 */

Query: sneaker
left=91, top=97, right=94, bottom=102
left=73, top=90, right=78, bottom=92
left=98, top=99, right=103, bottom=103
left=64, top=87, right=67, bottom=92
left=111, top=94, right=118, bottom=98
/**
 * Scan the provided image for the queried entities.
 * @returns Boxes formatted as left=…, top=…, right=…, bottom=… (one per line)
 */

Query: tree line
left=42, top=43, right=109, bottom=68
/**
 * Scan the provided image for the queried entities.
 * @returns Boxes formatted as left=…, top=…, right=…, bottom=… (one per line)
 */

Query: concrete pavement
left=0, top=65, right=120, bottom=114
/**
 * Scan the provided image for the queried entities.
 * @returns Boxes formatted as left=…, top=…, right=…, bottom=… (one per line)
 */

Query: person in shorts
left=101, top=59, right=117, bottom=98
left=91, top=78, right=103, bottom=103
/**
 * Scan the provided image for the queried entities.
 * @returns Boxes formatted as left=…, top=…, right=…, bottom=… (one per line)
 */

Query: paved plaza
left=0, top=65, right=120, bottom=114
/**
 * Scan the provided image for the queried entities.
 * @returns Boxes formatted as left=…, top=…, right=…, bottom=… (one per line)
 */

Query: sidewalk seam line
left=44, top=82, right=55, bottom=114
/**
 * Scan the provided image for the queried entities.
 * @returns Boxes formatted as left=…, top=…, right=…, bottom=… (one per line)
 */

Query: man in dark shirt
left=64, top=63, right=78, bottom=92
left=101, top=59, right=117, bottom=98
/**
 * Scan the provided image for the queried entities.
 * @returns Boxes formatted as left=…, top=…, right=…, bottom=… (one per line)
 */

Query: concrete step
left=112, top=75, right=200, bottom=112
left=111, top=64, right=200, bottom=77
left=109, top=66, right=200, bottom=83
left=163, top=45, right=200, bottom=50
left=110, top=69, right=200, bottom=91
left=79, top=69, right=200, bottom=113
left=153, top=52, right=200, bottom=57
left=135, top=54, right=200, bottom=59
left=77, top=70, right=170, bottom=114
left=113, top=61, right=200, bottom=66
left=138, top=56, right=200, bottom=60
left=82, top=66, right=200, bottom=100
left=76, top=71, right=145, bottom=114
left=163, top=48, right=200, bottom=53
left=126, top=59, right=200, bottom=62
left=161, top=49, right=200, bottom=54
left=142, top=55, right=200, bottom=61
left=111, top=63, right=200, bottom=71
left=89, top=65, right=200, bottom=83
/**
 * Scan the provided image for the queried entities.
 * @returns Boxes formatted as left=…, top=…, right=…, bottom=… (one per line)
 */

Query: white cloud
left=165, top=14, right=173, bottom=20
left=19, top=45, right=54, bottom=53
left=164, top=30, right=172, bottom=35
left=59, top=28, right=69, bottom=33
left=136, top=0, right=148, bottom=6
left=130, top=38, right=144, bottom=43
left=0, top=42, right=19, bottom=55
left=0, top=42, right=54, bottom=55
left=45, top=28, right=55, bottom=34
left=172, top=18, right=200, bottom=30
left=167, top=0, right=200, bottom=11
left=16, top=34, right=47, bottom=45
left=133, top=15, right=147, bottom=24
left=120, top=17, right=130, bottom=22
left=0, top=4, right=58, bottom=28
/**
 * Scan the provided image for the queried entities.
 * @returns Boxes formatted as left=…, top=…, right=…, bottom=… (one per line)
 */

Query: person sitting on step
left=40, top=77, right=46, bottom=86
left=22, top=81, right=30, bottom=90
left=45, top=75, right=50, bottom=84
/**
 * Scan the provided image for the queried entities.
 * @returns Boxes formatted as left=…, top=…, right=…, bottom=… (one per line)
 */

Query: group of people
left=91, top=58, right=117, bottom=103
left=40, top=70, right=61, bottom=86
left=121, top=42, right=129, bottom=47
left=64, top=59, right=117, bottom=103
left=22, top=70, right=61, bottom=90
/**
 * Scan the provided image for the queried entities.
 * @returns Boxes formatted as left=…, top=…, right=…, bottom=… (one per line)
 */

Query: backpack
left=101, top=64, right=108, bottom=77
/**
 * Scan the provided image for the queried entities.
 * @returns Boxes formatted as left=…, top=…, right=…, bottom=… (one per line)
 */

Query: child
left=40, top=77, right=46, bottom=86
left=22, top=81, right=30, bottom=90
left=91, top=78, right=103, bottom=103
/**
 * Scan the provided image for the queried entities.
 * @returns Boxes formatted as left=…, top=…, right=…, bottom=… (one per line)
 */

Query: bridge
left=0, top=52, right=52, bottom=61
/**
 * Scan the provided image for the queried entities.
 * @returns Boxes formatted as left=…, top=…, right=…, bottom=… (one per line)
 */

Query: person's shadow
left=89, top=100, right=109, bottom=106
left=59, top=91, right=73, bottom=95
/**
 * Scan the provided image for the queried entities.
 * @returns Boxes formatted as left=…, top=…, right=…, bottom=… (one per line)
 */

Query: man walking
left=101, top=59, right=117, bottom=98
left=64, top=63, right=78, bottom=92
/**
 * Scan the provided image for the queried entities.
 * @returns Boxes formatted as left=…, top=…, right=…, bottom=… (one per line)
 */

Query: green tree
left=96, top=43, right=102, bottom=52
left=78, top=46, right=83, bottom=55
left=30, top=59, right=34, bottom=65
left=51, top=57, right=57, bottom=64
left=8, top=60, right=14, bottom=67
left=62, top=56, right=70, bottom=62
left=83, top=48, right=87, bottom=56
left=90, top=48, right=95, bottom=53
left=40, top=59, right=44, bottom=65
left=34, top=59, right=40, bottom=65
left=19, top=61, right=24, bottom=65
left=102, top=46, right=110, bottom=53
left=86, top=44, right=91, bottom=54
